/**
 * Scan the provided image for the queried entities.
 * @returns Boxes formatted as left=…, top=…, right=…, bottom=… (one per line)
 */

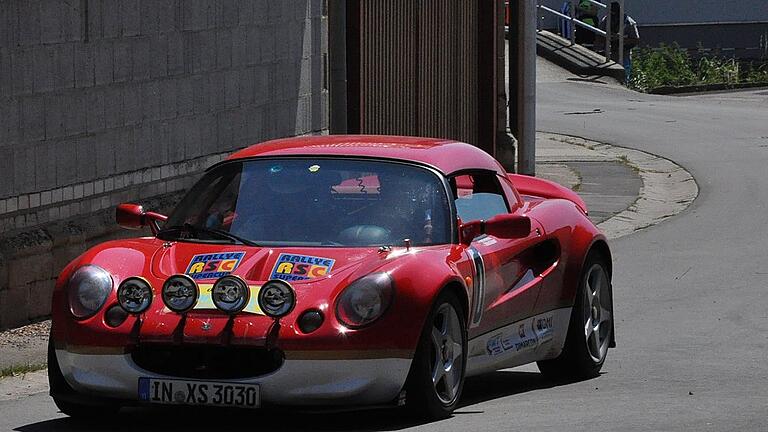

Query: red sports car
left=49, top=135, right=614, bottom=419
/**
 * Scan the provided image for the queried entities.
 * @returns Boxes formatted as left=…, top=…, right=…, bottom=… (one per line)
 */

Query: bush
left=743, top=63, right=768, bottom=83
left=697, top=56, right=739, bottom=84
left=628, top=43, right=768, bottom=92
left=629, top=44, right=697, bottom=91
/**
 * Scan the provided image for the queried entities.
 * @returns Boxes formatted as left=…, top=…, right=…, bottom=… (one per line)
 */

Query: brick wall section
left=0, top=0, right=329, bottom=329
left=0, top=188, right=187, bottom=329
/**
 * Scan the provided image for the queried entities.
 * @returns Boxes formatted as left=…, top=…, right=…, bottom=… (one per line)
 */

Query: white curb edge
left=540, top=133, right=699, bottom=240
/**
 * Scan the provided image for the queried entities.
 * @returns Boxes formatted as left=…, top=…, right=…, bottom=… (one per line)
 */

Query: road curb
left=539, top=133, right=699, bottom=240
left=649, top=82, right=768, bottom=95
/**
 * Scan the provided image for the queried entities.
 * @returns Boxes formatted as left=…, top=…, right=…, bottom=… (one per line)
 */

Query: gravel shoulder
left=0, top=320, right=50, bottom=373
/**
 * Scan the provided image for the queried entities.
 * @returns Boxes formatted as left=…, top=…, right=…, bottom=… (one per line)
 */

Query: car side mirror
left=116, top=203, right=167, bottom=235
left=459, top=220, right=483, bottom=246
left=459, top=214, right=532, bottom=245
left=484, top=214, right=531, bottom=239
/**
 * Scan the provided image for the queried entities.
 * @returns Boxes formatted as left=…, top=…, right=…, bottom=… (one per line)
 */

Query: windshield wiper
left=157, top=223, right=259, bottom=247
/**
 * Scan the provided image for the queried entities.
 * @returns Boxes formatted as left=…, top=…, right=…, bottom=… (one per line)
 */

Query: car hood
left=149, top=241, right=387, bottom=286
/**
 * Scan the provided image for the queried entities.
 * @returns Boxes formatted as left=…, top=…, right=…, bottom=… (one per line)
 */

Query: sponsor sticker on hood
left=185, top=252, right=246, bottom=280
left=270, top=253, right=335, bottom=281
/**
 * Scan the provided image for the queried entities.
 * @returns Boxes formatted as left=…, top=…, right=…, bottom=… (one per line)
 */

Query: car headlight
left=68, top=265, right=113, bottom=319
left=335, top=272, right=394, bottom=328
left=212, top=276, right=250, bottom=314
left=117, top=277, right=154, bottom=314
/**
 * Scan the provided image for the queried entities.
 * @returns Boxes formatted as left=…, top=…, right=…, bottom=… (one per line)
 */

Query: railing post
left=570, top=0, right=577, bottom=44
left=536, top=1, right=541, bottom=32
left=618, top=0, right=625, bottom=67
left=604, top=1, right=611, bottom=62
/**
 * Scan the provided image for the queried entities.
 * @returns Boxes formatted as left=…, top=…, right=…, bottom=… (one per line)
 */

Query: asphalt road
left=526, top=65, right=768, bottom=430
left=3, top=60, right=768, bottom=431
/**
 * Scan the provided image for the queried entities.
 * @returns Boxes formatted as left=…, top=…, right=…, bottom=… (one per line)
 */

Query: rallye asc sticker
left=185, top=252, right=246, bottom=280
left=270, top=253, right=335, bottom=281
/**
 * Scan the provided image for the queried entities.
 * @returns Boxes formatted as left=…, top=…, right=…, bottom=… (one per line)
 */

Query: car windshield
left=159, top=158, right=451, bottom=247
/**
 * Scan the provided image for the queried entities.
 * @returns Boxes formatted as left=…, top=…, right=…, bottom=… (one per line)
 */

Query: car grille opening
left=131, top=344, right=284, bottom=380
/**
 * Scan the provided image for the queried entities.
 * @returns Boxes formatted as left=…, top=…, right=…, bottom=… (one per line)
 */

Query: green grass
left=0, top=363, right=47, bottom=378
left=629, top=43, right=768, bottom=92
left=616, top=155, right=640, bottom=174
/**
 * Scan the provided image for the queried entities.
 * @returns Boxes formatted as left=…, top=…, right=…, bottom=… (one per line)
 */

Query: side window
left=498, top=175, right=522, bottom=212
left=451, top=173, right=510, bottom=222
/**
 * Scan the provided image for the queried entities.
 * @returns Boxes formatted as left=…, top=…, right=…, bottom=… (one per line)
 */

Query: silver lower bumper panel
left=56, top=349, right=412, bottom=406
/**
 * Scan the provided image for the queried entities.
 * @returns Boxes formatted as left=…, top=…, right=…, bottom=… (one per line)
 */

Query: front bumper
left=55, top=349, right=412, bottom=407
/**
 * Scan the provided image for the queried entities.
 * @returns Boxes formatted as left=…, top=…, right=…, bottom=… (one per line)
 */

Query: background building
left=627, top=0, right=768, bottom=59
left=537, top=0, right=768, bottom=59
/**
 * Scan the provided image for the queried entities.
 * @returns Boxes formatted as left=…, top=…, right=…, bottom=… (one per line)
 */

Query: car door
left=451, top=172, right=544, bottom=341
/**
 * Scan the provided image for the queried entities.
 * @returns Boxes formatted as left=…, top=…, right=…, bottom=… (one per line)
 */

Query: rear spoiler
left=508, top=173, right=588, bottom=215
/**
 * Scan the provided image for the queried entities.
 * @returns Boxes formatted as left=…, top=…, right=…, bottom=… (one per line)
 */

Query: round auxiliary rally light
left=162, top=275, right=199, bottom=313
left=258, top=280, right=296, bottom=319
left=117, top=277, right=154, bottom=314
left=212, top=276, right=251, bottom=314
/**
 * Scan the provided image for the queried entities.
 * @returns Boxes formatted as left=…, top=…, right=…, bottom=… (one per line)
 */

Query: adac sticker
left=270, top=253, right=335, bottom=282
left=185, top=252, right=246, bottom=280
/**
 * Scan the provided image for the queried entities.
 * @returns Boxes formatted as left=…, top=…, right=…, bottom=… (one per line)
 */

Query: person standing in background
left=600, top=1, right=640, bottom=81
left=575, top=0, right=600, bottom=46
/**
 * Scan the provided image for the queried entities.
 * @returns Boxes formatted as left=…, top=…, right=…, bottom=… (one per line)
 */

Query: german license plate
left=138, top=378, right=260, bottom=409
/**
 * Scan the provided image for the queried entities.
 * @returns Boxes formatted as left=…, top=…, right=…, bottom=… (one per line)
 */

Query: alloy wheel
left=583, top=263, right=612, bottom=363
left=430, top=303, right=464, bottom=405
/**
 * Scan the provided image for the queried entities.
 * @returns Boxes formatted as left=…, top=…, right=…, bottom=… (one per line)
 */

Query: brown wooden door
left=345, top=0, right=500, bottom=155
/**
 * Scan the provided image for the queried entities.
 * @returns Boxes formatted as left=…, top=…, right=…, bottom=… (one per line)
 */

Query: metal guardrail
left=536, top=0, right=625, bottom=65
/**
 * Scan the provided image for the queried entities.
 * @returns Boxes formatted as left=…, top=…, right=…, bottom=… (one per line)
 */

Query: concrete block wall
left=0, top=0, right=329, bottom=329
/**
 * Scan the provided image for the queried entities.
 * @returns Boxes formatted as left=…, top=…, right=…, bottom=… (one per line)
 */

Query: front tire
left=404, top=292, right=467, bottom=420
left=537, top=251, right=613, bottom=380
